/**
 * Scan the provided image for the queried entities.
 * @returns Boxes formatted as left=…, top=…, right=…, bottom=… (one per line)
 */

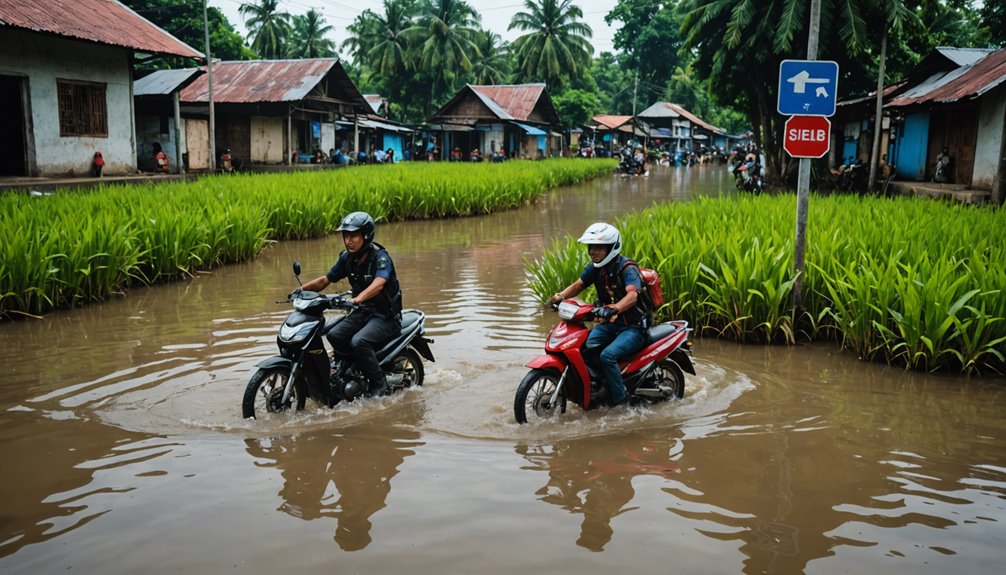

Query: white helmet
left=577, top=223, right=621, bottom=268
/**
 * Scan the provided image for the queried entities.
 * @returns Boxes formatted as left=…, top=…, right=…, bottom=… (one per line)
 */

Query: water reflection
left=517, top=432, right=681, bottom=551
left=244, top=421, right=424, bottom=551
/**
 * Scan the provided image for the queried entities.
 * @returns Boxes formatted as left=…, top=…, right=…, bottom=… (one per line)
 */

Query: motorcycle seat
left=401, top=309, right=421, bottom=332
left=646, top=322, right=682, bottom=345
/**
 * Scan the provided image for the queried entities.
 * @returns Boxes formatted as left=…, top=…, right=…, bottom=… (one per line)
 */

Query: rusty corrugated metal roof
left=0, top=0, right=202, bottom=59
left=592, top=115, right=634, bottom=129
left=471, top=84, right=547, bottom=121
left=887, top=48, right=1006, bottom=107
left=180, top=59, right=369, bottom=110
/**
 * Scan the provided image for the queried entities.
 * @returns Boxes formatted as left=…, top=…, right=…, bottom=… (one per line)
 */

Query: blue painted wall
left=894, top=112, right=930, bottom=180
left=383, top=133, right=403, bottom=163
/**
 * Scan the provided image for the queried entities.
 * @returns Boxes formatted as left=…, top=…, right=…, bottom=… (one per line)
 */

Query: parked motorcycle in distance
left=617, top=149, right=645, bottom=176
left=242, top=261, right=435, bottom=419
left=733, top=160, right=764, bottom=192
left=514, top=298, right=695, bottom=424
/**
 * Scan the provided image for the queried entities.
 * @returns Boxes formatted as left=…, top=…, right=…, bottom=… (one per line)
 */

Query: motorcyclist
left=549, top=223, right=649, bottom=407
left=297, top=212, right=402, bottom=397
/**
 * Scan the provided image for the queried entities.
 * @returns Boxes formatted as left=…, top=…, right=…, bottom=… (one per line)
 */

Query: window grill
left=57, top=80, right=108, bottom=137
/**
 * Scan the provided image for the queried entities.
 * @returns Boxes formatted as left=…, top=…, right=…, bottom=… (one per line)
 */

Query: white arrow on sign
left=815, top=86, right=829, bottom=98
left=787, top=70, right=830, bottom=94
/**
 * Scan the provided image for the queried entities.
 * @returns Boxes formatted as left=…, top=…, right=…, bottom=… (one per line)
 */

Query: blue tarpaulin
left=513, top=122, right=547, bottom=136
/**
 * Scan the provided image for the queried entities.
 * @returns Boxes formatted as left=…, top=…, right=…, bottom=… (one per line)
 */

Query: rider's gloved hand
left=595, top=306, right=617, bottom=322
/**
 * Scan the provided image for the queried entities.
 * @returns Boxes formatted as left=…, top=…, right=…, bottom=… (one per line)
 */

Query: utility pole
left=632, top=72, right=638, bottom=117
left=203, top=0, right=216, bottom=171
left=867, top=31, right=887, bottom=192
left=792, top=0, right=821, bottom=309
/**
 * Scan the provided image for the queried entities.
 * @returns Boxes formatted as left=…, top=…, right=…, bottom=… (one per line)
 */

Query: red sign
left=784, top=115, right=831, bottom=158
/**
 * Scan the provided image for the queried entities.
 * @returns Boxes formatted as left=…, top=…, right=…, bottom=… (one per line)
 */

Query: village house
left=162, top=59, right=372, bottom=170
left=636, top=102, right=731, bottom=152
left=427, top=84, right=562, bottom=160
left=0, top=0, right=202, bottom=177
left=885, top=47, right=1006, bottom=203
left=832, top=46, right=1006, bottom=204
left=586, top=115, right=643, bottom=155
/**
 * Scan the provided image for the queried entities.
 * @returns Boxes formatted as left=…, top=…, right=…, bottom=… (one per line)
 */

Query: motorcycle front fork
left=547, top=366, right=569, bottom=410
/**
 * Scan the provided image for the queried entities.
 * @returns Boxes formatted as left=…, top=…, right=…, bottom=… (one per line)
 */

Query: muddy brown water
left=2, top=165, right=1005, bottom=574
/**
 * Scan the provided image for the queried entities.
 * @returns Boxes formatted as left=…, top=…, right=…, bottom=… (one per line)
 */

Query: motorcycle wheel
left=640, top=358, right=685, bottom=402
left=388, top=347, right=425, bottom=388
left=514, top=368, right=565, bottom=424
left=242, top=366, right=306, bottom=419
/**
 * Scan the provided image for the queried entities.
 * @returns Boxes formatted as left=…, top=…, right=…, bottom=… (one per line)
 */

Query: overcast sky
left=210, top=0, right=619, bottom=57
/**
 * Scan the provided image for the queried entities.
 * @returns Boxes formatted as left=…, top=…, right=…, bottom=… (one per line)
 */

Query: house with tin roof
left=0, top=0, right=202, bottom=177
left=636, top=102, right=730, bottom=152
left=427, top=84, right=562, bottom=160
left=884, top=47, right=1006, bottom=203
left=586, top=115, right=643, bottom=154
left=171, top=58, right=372, bottom=168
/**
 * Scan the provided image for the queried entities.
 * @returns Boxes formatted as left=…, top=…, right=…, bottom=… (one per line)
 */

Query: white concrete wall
left=974, top=84, right=1006, bottom=190
left=250, top=116, right=285, bottom=163
left=0, top=28, right=136, bottom=176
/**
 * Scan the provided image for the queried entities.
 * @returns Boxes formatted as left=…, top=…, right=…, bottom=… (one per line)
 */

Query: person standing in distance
left=297, top=212, right=402, bottom=397
left=549, top=223, right=650, bottom=406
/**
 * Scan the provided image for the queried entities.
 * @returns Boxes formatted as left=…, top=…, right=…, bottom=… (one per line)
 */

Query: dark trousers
left=326, top=311, right=400, bottom=389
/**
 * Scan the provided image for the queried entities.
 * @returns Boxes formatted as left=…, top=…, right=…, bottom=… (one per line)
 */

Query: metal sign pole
left=793, top=0, right=822, bottom=309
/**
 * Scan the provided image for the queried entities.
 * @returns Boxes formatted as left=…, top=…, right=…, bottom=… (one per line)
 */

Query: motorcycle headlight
left=279, top=320, right=318, bottom=343
left=557, top=301, right=579, bottom=320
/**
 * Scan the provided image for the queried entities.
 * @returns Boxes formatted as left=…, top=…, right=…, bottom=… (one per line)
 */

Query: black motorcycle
left=618, top=150, right=643, bottom=176
left=242, top=261, right=435, bottom=419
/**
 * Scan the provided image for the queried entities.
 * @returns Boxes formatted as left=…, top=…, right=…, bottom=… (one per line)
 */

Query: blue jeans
left=585, top=322, right=647, bottom=404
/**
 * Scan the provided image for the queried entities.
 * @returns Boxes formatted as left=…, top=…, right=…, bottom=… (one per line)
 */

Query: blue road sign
left=777, top=60, right=839, bottom=116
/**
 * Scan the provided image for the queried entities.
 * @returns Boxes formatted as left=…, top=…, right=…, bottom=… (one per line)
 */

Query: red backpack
left=621, top=260, right=664, bottom=313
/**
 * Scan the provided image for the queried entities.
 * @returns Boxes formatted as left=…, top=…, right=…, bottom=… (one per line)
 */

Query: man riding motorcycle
left=549, top=223, right=650, bottom=406
left=296, top=212, right=402, bottom=397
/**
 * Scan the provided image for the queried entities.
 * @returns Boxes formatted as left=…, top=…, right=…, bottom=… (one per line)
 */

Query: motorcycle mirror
left=292, top=260, right=302, bottom=284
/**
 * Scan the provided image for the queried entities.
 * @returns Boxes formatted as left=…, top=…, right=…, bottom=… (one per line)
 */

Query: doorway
left=0, top=75, right=28, bottom=176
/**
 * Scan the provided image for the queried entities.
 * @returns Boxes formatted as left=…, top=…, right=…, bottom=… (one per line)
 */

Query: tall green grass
left=528, top=194, right=1006, bottom=374
left=1, top=159, right=615, bottom=318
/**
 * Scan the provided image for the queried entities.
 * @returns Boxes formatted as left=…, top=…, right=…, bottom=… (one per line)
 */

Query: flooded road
left=2, top=164, right=1005, bottom=574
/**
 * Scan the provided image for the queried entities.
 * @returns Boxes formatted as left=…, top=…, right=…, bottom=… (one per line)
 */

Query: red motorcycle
left=515, top=298, right=695, bottom=423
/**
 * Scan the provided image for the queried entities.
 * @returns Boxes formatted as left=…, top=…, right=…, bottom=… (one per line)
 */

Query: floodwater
left=2, top=164, right=1005, bottom=574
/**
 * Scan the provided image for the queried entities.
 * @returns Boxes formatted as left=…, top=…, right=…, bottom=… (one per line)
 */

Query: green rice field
left=528, top=194, right=1006, bottom=375
left=0, top=159, right=615, bottom=319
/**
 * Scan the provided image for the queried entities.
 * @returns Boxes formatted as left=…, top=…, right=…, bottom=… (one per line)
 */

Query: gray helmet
left=336, top=212, right=376, bottom=244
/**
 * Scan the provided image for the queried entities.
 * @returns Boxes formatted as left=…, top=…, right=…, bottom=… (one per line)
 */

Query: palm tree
left=368, top=0, right=417, bottom=77
left=288, top=9, right=336, bottom=58
left=342, top=10, right=381, bottom=68
left=508, top=0, right=593, bottom=89
left=408, top=0, right=481, bottom=108
left=470, top=30, right=510, bottom=85
left=239, top=0, right=292, bottom=59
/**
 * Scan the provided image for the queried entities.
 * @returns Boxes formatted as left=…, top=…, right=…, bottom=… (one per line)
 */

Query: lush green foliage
left=528, top=194, right=1006, bottom=374
left=0, top=160, right=614, bottom=319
